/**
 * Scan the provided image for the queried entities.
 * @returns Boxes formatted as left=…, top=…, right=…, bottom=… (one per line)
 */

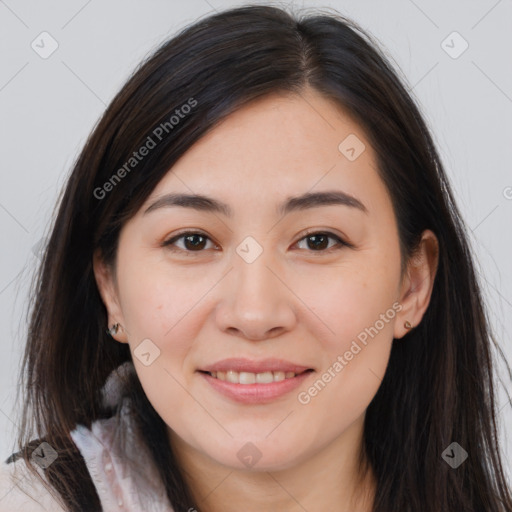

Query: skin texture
left=94, top=88, right=439, bottom=512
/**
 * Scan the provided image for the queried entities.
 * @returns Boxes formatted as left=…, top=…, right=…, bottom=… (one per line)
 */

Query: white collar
left=70, top=362, right=174, bottom=511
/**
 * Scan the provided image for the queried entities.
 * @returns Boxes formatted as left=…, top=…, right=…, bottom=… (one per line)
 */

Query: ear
left=93, top=249, right=128, bottom=343
left=394, top=229, right=439, bottom=339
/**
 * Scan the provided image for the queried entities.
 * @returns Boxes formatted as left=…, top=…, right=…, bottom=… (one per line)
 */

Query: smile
left=198, top=369, right=314, bottom=404
left=202, top=369, right=311, bottom=384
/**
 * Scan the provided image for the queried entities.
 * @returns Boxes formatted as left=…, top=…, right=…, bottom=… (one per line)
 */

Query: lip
left=199, top=358, right=313, bottom=374
left=199, top=370, right=314, bottom=404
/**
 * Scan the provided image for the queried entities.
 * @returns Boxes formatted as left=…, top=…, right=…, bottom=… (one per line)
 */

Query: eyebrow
left=143, top=190, right=368, bottom=217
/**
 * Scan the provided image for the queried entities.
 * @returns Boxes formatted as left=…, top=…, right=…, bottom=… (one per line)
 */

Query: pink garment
left=0, top=362, right=175, bottom=511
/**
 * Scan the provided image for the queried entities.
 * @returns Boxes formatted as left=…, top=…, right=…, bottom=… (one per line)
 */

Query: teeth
left=209, top=370, right=300, bottom=384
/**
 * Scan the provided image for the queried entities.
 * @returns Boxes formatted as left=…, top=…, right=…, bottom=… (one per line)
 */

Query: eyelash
left=161, top=229, right=352, bottom=255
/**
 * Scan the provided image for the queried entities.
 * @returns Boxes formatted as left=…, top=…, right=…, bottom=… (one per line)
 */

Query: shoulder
left=0, top=453, right=67, bottom=512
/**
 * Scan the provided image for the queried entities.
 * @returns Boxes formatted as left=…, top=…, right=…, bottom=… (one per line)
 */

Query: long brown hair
left=11, top=4, right=512, bottom=511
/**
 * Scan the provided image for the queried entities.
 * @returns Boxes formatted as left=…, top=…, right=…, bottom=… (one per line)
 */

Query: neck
left=168, top=414, right=375, bottom=512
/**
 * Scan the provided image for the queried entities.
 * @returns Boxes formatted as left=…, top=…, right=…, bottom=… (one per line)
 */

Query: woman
left=1, top=4, right=511, bottom=511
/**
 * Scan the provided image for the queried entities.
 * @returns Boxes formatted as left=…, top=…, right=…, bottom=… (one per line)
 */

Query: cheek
left=294, top=283, right=398, bottom=441
left=117, top=252, right=207, bottom=344
left=299, top=278, right=397, bottom=401
left=295, top=255, right=400, bottom=351
left=117, top=265, right=211, bottom=418
left=292, top=245, right=400, bottom=409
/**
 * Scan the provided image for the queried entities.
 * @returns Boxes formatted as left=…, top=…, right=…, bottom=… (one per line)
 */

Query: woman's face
left=95, top=88, right=435, bottom=472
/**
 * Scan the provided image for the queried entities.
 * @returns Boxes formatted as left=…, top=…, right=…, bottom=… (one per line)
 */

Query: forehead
left=141, top=89, right=387, bottom=217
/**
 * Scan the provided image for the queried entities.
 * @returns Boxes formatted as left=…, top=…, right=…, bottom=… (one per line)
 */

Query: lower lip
left=199, top=371, right=313, bottom=404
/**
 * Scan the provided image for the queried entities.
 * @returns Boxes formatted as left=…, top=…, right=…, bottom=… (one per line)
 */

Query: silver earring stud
left=106, top=323, right=120, bottom=336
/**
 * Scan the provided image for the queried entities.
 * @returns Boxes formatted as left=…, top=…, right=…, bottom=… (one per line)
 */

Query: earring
left=404, top=320, right=412, bottom=329
left=106, top=323, right=120, bottom=337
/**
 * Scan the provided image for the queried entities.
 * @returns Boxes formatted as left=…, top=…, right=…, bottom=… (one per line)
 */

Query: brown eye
left=295, top=232, right=349, bottom=252
left=162, top=232, right=215, bottom=252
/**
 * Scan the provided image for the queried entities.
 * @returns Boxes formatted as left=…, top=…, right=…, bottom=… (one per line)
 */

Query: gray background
left=1, top=0, right=511, bottom=479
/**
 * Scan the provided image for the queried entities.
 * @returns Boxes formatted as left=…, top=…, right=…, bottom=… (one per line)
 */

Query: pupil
left=185, top=234, right=206, bottom=250
left=308, top=234, right=328, bottom=250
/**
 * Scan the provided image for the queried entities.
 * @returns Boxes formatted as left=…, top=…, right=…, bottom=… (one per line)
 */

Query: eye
left=294, top=231, right=350, bottom=252
left=162, top=231, right=217, bottom=253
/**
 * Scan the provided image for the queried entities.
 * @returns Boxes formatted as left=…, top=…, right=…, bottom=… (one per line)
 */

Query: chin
left=205, top=438, right=307, bottom=472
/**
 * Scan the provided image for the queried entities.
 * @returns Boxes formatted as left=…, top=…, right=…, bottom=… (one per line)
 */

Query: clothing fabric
left=0, top=362, right=175, bottom=511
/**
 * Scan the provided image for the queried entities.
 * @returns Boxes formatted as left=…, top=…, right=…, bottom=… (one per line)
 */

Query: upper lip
left=199, top=358, right=313, bottom=374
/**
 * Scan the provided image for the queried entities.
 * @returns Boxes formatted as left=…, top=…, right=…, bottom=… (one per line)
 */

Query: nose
left=215, top=249, right=297, bottom=341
